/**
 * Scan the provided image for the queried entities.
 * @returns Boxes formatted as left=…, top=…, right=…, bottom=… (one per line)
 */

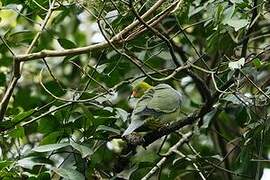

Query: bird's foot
left=124, top=132, right=144, bottom=146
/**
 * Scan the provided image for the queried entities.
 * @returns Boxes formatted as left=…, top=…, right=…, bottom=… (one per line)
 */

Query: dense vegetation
left=0, top=0, right=269, bottom=179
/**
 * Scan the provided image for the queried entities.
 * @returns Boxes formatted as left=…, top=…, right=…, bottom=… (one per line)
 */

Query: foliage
left=0, top=0, right=270, bottom=179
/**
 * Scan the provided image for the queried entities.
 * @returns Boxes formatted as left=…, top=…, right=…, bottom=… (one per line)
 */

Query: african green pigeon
left=122, top=82, right=183, bottom=136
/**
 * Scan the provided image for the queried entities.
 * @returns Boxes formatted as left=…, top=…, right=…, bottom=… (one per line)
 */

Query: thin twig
left=141, top=131, right=193, bottom=180
left=173, top=150, right=206, bottom=180
left=15, top=0, right=168, bottom=62
left=0, top=36, right=15, bottom=56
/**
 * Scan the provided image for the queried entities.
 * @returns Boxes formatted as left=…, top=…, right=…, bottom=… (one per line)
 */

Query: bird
left=122, top=82, right=183, bottom=136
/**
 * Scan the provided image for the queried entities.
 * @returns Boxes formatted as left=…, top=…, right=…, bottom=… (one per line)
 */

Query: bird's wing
left=122, top=90, right=154, bottom=136
left=134, top=84, right=182, bottom=116
left=122, top=117, right=144, bottom=136
left=132, top=87, right=155, bottom=116
left=123, top=84, right=182, bottom=136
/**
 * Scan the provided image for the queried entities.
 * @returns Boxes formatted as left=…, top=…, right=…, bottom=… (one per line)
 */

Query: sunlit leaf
left=201, top=108, right=218, bottom=129
left=96, top=125, right=121, bottom=134
left=32, top=143, right=69, bottom=152
left=226, top=19, right=249, bottom=31
left=12, top=109, right=35, bottom=123
left=57, top=38, right=76, bottom=49
left=70, top=141, right=94, bottom=158
left=53, top=168, right=84, bottom=180
left=228, top=58, right=245, bottom=70
left=39, top=131, right=64, bottom=145
left=9, top=126, right=25, bottom=138
left=17, top=157, right=53, bottom=170
left=0, top=160, right=13, bottom=171
left=252, top=58, right=262, bottom=69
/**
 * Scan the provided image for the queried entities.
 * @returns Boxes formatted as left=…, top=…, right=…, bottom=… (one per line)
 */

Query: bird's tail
left=122, top=119, right=144, bottom=137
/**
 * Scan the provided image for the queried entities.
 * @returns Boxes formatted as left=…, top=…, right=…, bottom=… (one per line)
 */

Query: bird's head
left=132, top=82, right=152, bottom=98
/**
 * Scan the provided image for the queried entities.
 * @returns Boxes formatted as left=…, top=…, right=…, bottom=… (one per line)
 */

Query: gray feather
left=134, top=84, right=182, bottom=115
left=122, top=118, right=144, bottom=136
left=123, top=84, right=182, bottom=136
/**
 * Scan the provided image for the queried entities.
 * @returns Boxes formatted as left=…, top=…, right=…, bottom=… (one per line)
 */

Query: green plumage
left=122, top=83, right=183, bottom=136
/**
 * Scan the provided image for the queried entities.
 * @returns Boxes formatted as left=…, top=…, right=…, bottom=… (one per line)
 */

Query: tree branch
left=241, top=0, right=258, bottom=57
left=142, top=131, right=193, bottom=180
left=0, top=0, right=57, bottom=121
left=15, top=0, right=169, bottom=62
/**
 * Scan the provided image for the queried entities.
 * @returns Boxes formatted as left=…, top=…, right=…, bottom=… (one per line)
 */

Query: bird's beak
left=128, top=91, right=135, bottom=100
left=131, top=91, right=137, bottom=98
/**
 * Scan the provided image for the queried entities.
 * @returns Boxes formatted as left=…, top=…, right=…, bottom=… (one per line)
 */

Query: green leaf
left=0, top=160, right=13, bottom=171
left=57, top=38, right=76, bottom=49
left=0, top=120, right=14, bottom=131
left=252, top=58, right=262, bottom=69
left=115, top=108, right=129, bottom=122
left=70, top=142, right=94, bottom=158
left=1, top=0, right=22, bottom=5
left=17, top=157, right=53, bottom=170
left=32, top=143, right=69, bottom=152
left=188, top=6, right=204, bottom=17
left=0, top=72, right=6, bottom=86
left=38, top=115, right=61, bottom=134
left=12, top=109, right=35, bottom=123
left=52, top=168, right=84, bottom=180
left=96, top=125, right=121, bottom=134
left=39, top=131, right=64, bottom=145
left=201, top=108, right=218, bottom=129
left=37, top=172, right=51, bottom=180
left=235, top=107, right=249, bottom=127
left=9, top=126, right=25, bottom=138
left=222, top=4, right=235, bottom=23
left=43, top=81, right=66, bottom=97
left=24, top=121, right=38, bottom=135
left=96, top=64, right=108, bottom=74
left=228, top=58, right=245, bottom=70
left=226, top=19, right=249, bottom=31
left=229, top=0, right=244, bottom=3
left=223, top=93, right=253, bottom=106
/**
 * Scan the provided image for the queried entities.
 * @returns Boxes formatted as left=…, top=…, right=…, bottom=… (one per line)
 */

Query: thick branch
left=15, top=0, right=168, bottom=62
